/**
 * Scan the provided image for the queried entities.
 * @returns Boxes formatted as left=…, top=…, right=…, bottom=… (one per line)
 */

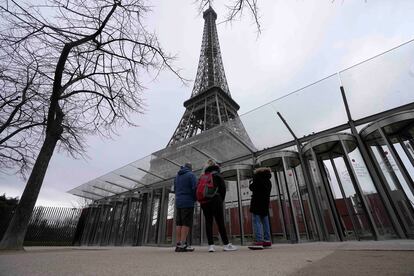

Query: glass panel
left=405, top=140, right=414, bottom=160
left=101, top=204, right=115, bottom=245
left=276, top=170, right=296, bottom=241
left=115, top=200, right=129, bottom=245
left=344, top=143, right=397, bottom=238
left=224, top=179, right=241, bottom=245
left=81, top=207, right=96, bottom=245
left=93, top=205, right=109, bottom=245
left=307, top=157, right=337, bottom=240
left=323, top=160, right=355, bottom=240
left=269, top=172, right=285, bottom=241
left=191, top=205, right=202, bottom=245
left=239, top=170, right=253, bottom=244
left=332, top=157, right=374, bottom=240
left=197, top=124, right=254, bottom=162
left=270, top=75, right=347, bottom=139
left=236, top=104, right=292, bottom=150
left=395, top=142, right=414, bottom=185
left=108, top=202, right=122, bottom=245
left=370, top=144, right=414, bottom=236
left=340, top=41, right=414, bottom=120
left=161, top=192, right=174, bottom=245
left=231, top=75, right=346, bottom=152
left=123, top=196, right=143, bottom=246
left=294, top=165, right=317, bottom=240
left=286, top=166, right=308, bottom=240
left=147, top=189, right=162, bottom=244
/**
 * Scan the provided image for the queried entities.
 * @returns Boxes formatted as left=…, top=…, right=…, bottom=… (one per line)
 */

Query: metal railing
left=24, top=206, right=83, bottom=246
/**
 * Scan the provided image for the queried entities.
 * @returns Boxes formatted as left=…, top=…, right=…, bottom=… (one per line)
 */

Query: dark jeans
left=201, top=196, right=229, bottom=245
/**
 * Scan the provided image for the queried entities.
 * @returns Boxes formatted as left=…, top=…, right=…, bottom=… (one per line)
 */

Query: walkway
left=0, top=240, right=413, bottom=275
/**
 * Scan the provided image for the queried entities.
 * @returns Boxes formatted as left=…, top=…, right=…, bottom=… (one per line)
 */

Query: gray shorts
left=176, top=208, right=194, bottom=227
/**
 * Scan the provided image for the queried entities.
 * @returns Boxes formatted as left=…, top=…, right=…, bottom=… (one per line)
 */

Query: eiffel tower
left=68, top=6, right=256, bottom=203
left=167, top=6, right=253, bottom=148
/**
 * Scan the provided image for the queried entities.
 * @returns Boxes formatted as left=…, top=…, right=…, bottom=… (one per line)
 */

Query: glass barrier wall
left=71, top=40, right=414, bottom=246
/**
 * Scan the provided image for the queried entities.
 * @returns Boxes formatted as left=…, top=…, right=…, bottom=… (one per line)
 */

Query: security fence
left=22, top=206, right=83, bottom=246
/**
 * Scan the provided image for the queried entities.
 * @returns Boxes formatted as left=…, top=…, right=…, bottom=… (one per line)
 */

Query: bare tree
left=0, top=0, right=260, bottom=250
left=0, top=0, right=180, bottom=250
left=0, top=44, right=49, bottom=176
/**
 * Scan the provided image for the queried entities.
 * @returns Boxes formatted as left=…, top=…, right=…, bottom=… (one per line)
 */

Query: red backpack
left=196, top=173, right=218, bottom=204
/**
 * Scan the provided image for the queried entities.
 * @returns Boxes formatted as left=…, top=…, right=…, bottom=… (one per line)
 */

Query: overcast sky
left=1, top=0, right=414, bottom=207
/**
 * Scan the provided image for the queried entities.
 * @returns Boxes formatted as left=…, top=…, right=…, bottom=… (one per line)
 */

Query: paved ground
left=0, top=240, right=413, bottom=276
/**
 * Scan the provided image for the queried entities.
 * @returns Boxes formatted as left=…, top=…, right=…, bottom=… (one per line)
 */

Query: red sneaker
left=248, top=241, right=264, bottom=250
left=263, top=241, right=272, bottom=248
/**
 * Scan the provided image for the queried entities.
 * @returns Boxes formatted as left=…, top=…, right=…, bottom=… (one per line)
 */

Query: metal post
left=379, top=128, right=414, bottom=194
left=99, top=205, right=110, bottom=246
left=293, top=167, right=311, bottom=240
left=172, top=193, right=177, bottom=246
left=409, top=140, right=414, bottom=156
left=143, top=191, right=153, bottom=245
left=276, top=111, right=326, bottom=241
left=372, top=145, right=409, bottom=238
left=236, top=169, right=245, bottom=245
left=105, top=203, right=116, bottom=245
left=204, top=98, right=207, bottom=131
left=330, top=157, right=360, bottom=240
left=109, top=202, right=118, bottom=245
left=200, top=206, right=205, bottom=245
left=398, top=137, right=414, bottom=168
left=115, top=199, right=127, bottom=245
left=91, top=205, right=103, bottom=245
left=215, top=93, right=222, bottom=124
left=274, top=171, right=288, bottom=240
left=157, top=187, right=168, bottom=245
left=340, top=139, right=380, bottom=240
left=135, top=196, right=145, bottom=246
left=311, top=149, right=342, bottom=241
left=121, top=197, right=132, bottom=245
left=282, top=157, right=300, bottom=243
left=316, top=156, right=345, bottom=241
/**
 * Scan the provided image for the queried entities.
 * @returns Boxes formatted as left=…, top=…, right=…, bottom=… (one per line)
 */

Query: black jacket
left=249, top=167, right=272, bottom=216
left=204, top=165, right=226, bottom=202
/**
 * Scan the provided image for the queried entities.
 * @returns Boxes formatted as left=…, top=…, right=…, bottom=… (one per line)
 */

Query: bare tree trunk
left=0, top=127, right=61, bottom=250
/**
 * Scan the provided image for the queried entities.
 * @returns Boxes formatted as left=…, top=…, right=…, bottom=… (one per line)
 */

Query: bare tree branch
left=196, top=0, right=261, bottom=33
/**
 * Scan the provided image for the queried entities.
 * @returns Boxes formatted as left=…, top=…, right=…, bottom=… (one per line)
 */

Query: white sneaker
left=223, top=243, right=238, bottom=251
left=208, top=245, right=216, bottom=252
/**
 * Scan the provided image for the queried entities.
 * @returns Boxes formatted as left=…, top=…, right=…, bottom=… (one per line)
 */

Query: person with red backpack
left=197, top=160, right=237, bottom=252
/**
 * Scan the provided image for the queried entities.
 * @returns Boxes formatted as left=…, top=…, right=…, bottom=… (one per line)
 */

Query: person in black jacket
left=200, top=160, right=238, bottom=252
left=249, top=166, right=272, bottom=250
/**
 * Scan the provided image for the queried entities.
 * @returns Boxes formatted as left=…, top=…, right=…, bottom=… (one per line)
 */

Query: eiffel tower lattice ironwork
left=167, top=6, right=252, bottom=147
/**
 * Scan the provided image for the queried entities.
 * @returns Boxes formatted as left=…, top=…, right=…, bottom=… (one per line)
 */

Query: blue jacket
left=174, top=166, right=197, bottom=208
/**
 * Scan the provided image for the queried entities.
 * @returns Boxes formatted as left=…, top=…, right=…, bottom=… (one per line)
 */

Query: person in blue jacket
left=174, top=162, right=197, bottom=252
